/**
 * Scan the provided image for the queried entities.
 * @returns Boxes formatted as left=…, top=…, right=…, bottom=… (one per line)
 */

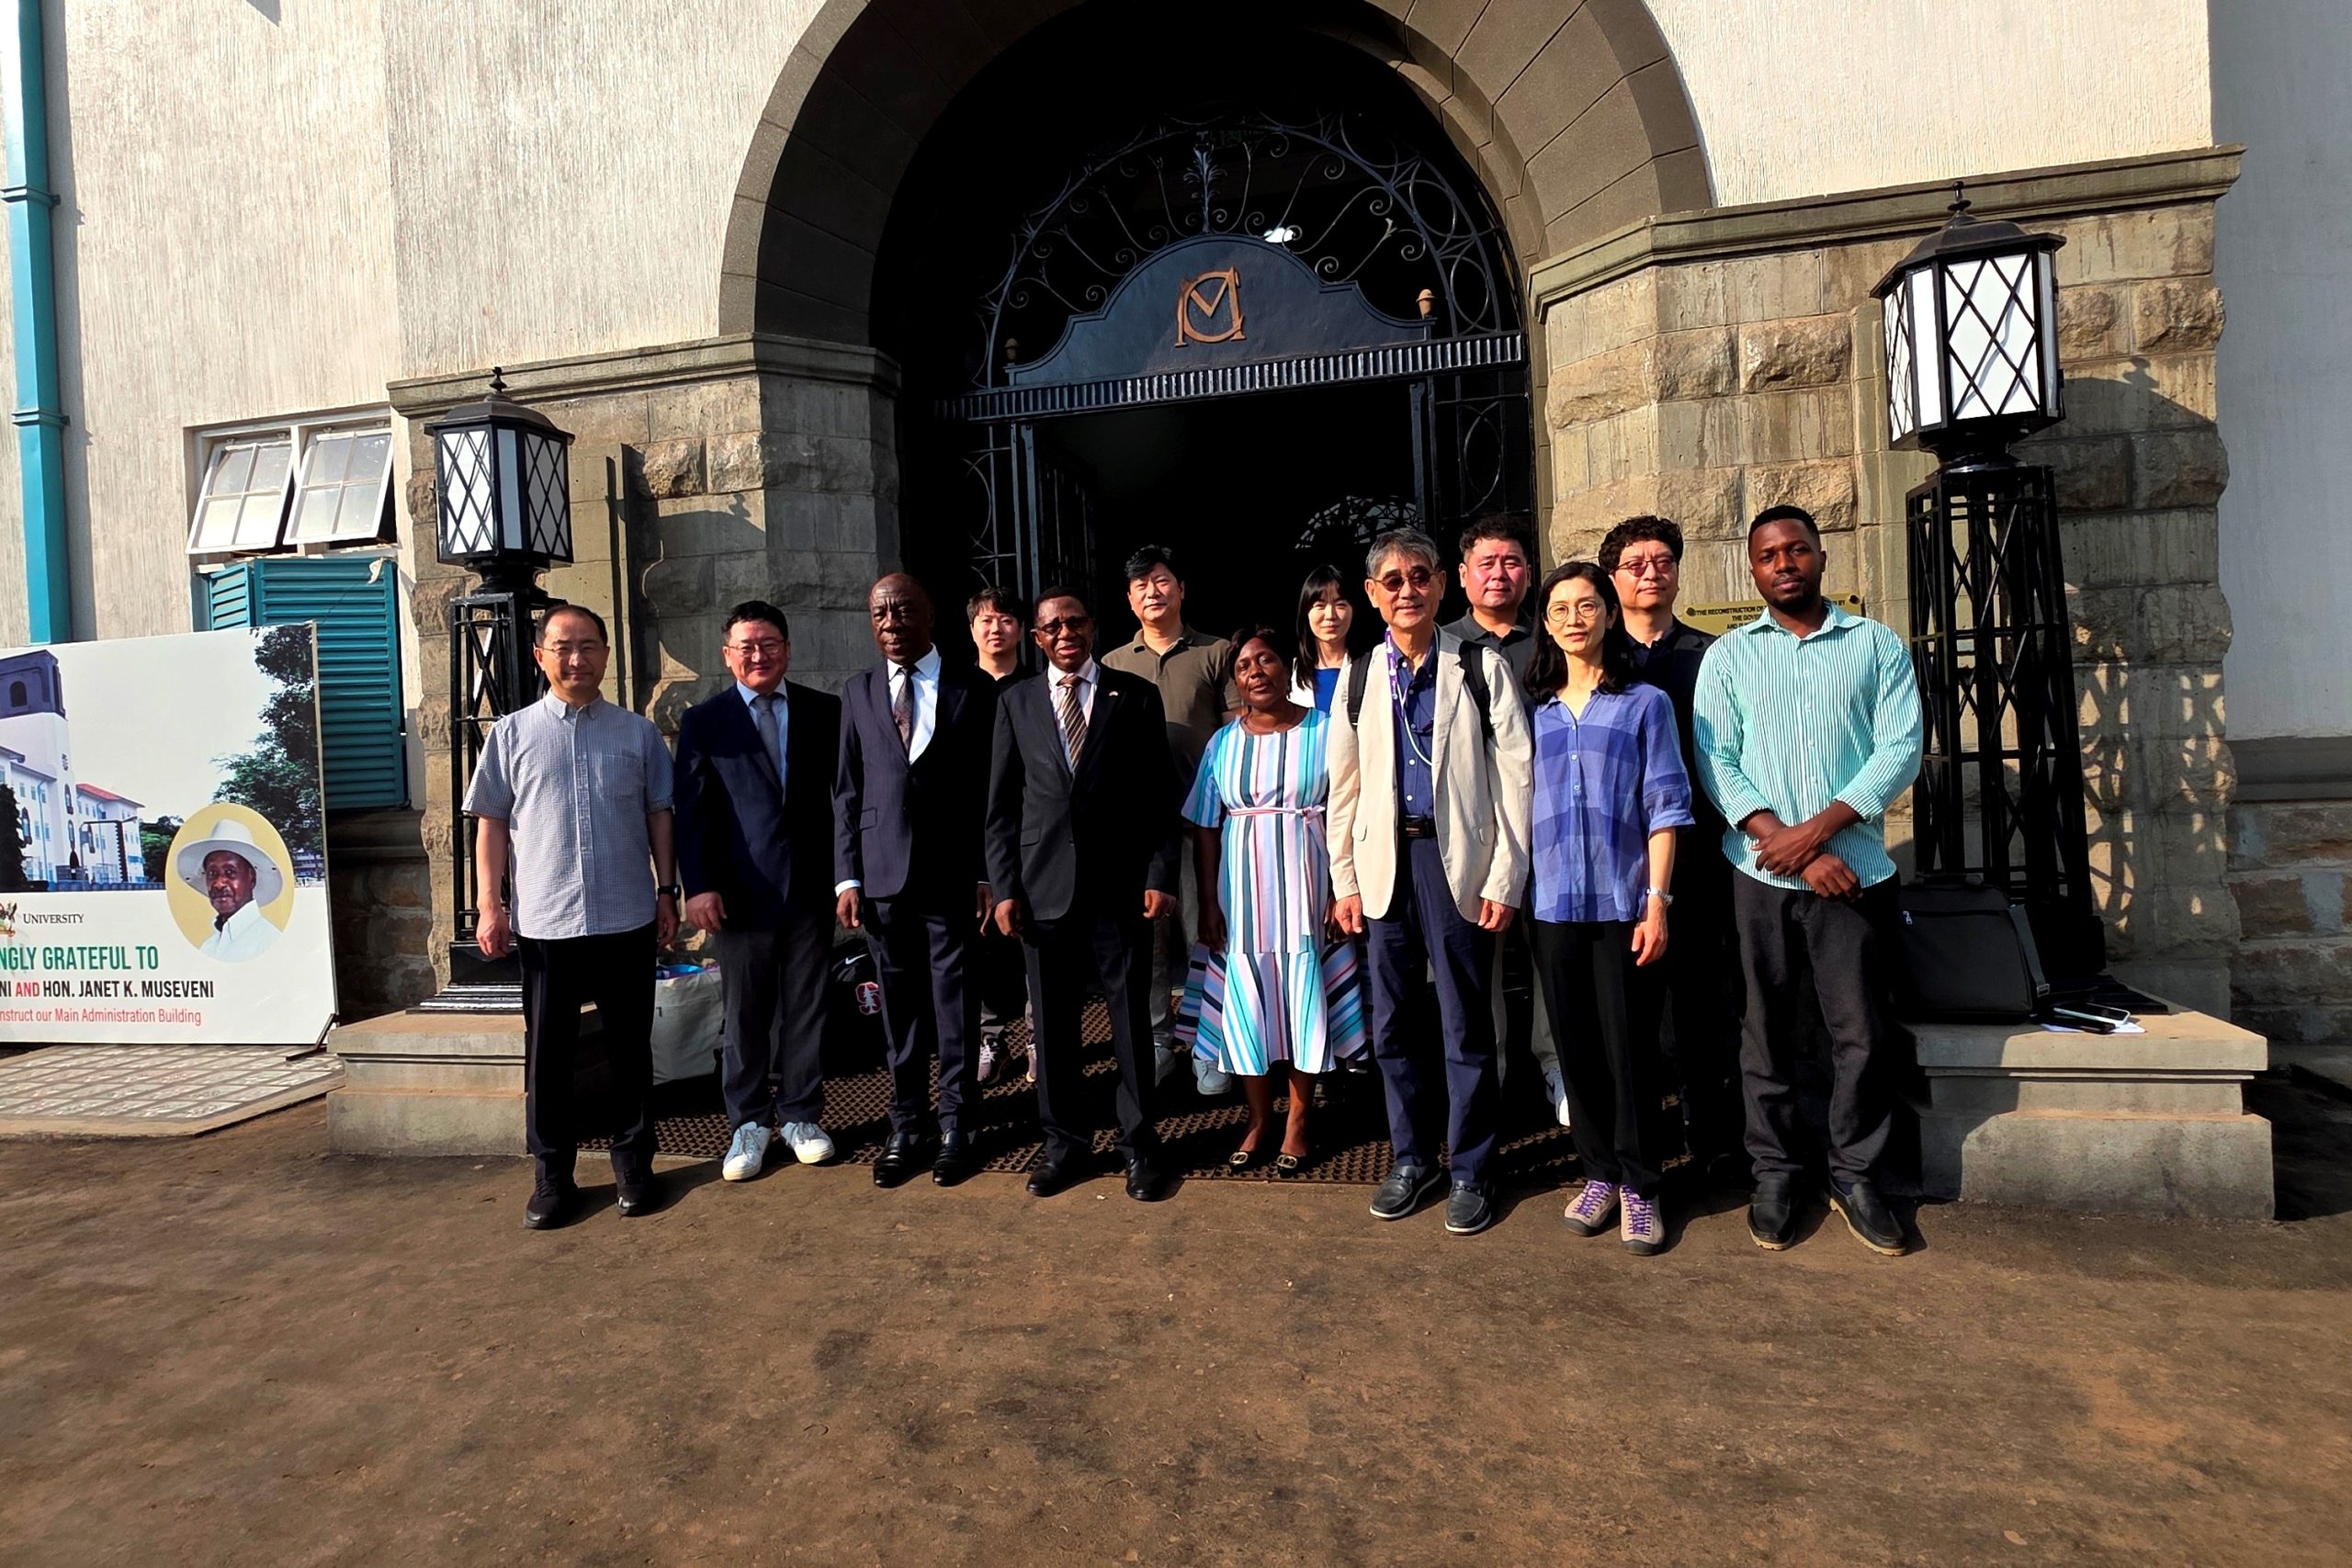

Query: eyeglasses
left=542, top=641, right=606, bottom=658
left=1544, top=603, right=1607, bottom=625
left=1614, top=555, right=1678, bottom=579
left=1374, top=567, right=1437, bottom=594
left=727, top=639, right=786, bottom=658
left=1035, top=616, right=1091, bottom=637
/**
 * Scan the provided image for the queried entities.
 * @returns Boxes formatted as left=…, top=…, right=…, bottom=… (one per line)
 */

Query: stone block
left=2233, top=801, right=2352, bottom=870
left=2133, top=430, right=2229, bottom=509
left=2132, top=281, right=2225, bottom=353
left=326, top=1010, right=527, bottom=1156
left=1583, top=405, right=1661, bottom=485
left=2060, top=356, right=2220, bottom=434
left=649, top=378, right=763, bottom=443
left=1546, top=342, right=1648, bottom=426
left=1544, top=270, right=1657, bottom=364
left=625, top=439, right=705, bottom=501
left=2135, top=584, right=2233, bottom=665
left=1740, top=386, right=1855, bottom=466
left=2023, top=435, right=2132, bottom=512
left=1743, top=457, right=1857, bottom=533
left=2056, top=286, right=2126, bottom=358
left=1549, top=468, right=1741, bottom=553
left=639, top=554, right=714, bottom=616
left=2052, top=206, right=2213, bottom=286
left=1653, top=397, right=1741, bottom=472
left=2232, top=873, right=2324, bottom=939
left=707, top=431, right=883, bottom=495
left=2230, top=939, right=2352, bottom=1004
left=2057, top=511, right=2220, bottom=589
left=1737, top=314, right=1851, bottom=391
left=1916, top=1107, right=2272, bottom=1220
left=1648, top=327, right=1738, bottom=401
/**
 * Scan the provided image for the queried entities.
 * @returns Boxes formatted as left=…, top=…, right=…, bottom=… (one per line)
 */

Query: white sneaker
left=780, top=1121, right=834, bottom=1165
left=721, top=1122, right=771, bottom=1182
left=1193, top=1056, right=1232, bottom=1097
left=1152, top=1038, right=1183, bottom=1086
left=1544, top=1066, right=1572, bottom=1129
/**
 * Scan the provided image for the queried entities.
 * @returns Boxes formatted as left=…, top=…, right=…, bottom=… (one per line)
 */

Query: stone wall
left=1534, top=152, right=2242, bottom=1014
left=2230, top=739, right=2352, bottom=1047
left=388, top=335, right=899, bottom=998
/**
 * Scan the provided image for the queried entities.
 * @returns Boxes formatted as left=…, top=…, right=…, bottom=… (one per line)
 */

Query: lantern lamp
left=425, top=367, right=574, bottom=587
left=1872, top=185, right=2066, bottom=465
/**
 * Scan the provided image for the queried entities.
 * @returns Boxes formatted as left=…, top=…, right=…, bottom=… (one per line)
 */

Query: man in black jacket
left=986, top=585, right=1183, bottom=1201
left=834, top=574, right=999, bottom=1189
left=674, top=601, right=843, bottom=1182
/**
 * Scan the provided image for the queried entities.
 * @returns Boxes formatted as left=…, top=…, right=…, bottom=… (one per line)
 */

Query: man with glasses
left=1440, top=515, right=1566, bottom=1131
left=674, top=601, right=844, bottom=1184
left=1329, top=527, right=1532, bottom=1235
left=1600, top=515, right=1744, bottom=1187
left=467, top=604, right=679, bottom=1230
left=987, top=587, right=1184, bottom=1201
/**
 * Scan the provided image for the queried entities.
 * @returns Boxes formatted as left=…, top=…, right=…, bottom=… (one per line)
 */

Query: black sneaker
left=1747, top=1173, right=1801, bottom=1250
left=1442, top=1180, right=1498, bottom=1236
left=1369, top=1162, right=1444, bottom=1221
left=523, top=1176, right=578, bottom=1231
left=1828, top=1177, right=1907, bottom=1257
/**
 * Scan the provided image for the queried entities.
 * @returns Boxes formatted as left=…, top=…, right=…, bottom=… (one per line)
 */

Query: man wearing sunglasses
left=1329, top=526, right=1533, bottom=1236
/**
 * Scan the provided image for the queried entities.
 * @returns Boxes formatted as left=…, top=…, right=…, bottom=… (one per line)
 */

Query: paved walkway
left=3, top=1093, right=2349, bottom=1566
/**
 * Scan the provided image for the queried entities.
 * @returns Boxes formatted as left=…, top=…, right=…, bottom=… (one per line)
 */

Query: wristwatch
left=1645, top=886, right=1674, bottom=907
left=657, top=884, right=683, bottom=899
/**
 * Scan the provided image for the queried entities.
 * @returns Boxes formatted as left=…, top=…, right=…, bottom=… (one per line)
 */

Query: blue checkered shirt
left=1527, top=682, right=1694, bottom=923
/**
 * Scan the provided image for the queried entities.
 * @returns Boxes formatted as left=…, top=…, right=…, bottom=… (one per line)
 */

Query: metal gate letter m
left=1176, top=269, right=1245, bottom=346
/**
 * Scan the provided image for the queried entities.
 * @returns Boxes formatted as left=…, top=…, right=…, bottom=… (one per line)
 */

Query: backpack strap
left=1344, top=652, right=1371, bottom=728
left=1458, top=641, right=1495, bottom=745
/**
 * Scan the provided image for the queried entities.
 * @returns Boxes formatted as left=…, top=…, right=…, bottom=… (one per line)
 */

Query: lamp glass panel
left=1943, top=253, right=2045, bottom=422
left=1884, top=280, right=1917, bottom=443
left=521, top=429, right=571, bottom=559
left=1907, top=269, right=1943, bottom=429
left=493, top=426, right=526, bottom=554
left=2036, top=252, right=2061, bottom=410
left=436, top=425, right=497, bottom=556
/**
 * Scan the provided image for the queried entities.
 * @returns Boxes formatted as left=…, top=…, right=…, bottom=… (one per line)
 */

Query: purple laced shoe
left=1621, top=1189, right=1664, bottom=1256
left=1563, top=1180, right=1618, bottom=1236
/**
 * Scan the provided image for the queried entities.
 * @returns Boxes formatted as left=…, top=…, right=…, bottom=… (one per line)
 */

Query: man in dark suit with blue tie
left=674, top=601, right=843, bottom=1182
left=987, top=586, right=1184, bottom=1201
left=834, top=574, right=999, bottom=1189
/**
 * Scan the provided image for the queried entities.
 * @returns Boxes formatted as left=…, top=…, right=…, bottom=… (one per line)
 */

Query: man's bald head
left=867, top=573, right=935, bottom=664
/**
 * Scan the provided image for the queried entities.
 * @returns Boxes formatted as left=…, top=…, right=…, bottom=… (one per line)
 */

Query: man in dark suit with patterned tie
left=674, top=601, right=843, bottom=1183
left=834, top=574, right=1000, bottom=1189
left=986, top=585, right=1184, bottom=1201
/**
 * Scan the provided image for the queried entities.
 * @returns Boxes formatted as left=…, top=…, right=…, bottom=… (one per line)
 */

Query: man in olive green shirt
left=1102, top=545, right=1238, bottom=1091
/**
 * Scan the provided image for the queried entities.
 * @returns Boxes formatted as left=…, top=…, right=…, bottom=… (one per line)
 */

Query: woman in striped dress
left=1184, top=626, right=1360, bottom=1172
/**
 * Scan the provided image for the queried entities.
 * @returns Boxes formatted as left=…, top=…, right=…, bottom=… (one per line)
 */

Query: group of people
left=465, top=500, right=1923, bottom=1259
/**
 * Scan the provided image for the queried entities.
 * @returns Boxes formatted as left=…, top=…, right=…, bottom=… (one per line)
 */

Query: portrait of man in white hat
left=175, top=818, right=286, bottom=962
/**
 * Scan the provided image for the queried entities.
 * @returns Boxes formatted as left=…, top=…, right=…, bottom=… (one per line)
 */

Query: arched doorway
left=870, top=11, right=1535, bottom=636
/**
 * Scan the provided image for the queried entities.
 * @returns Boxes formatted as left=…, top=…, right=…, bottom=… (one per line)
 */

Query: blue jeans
left=1364, top=838, right=1500, bottom=1185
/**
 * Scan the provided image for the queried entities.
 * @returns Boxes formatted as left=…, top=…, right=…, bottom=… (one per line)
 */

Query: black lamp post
left=418, top=368, right=575, bottom=1012
left=1874, top=186, right=2103, bottom=976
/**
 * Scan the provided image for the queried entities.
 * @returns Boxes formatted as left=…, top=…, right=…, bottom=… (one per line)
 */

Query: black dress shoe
left=1828, top=1177, right=1907, bottom=1257
left=1442, top=1180, right=1498, bottom=1235
left=1124, top=1157, right=1170, bottom=1202
left=1368, top=1162, right=1444, bottom=1221
left=874, top=1132, right=934, bottom=1189
left=523, top=1178, right=579, bottom=1231
left=616, top=1172, right=661, bottom=1219
left=1748, top=1172, right=1802, bottom=1250
left=932, top=1131, right=978, bottom=1187
left=1026, top=1156, right=1084, bottom=1198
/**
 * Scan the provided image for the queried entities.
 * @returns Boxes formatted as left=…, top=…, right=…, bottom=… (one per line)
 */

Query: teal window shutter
left=204, top=556, right=407, bottom=810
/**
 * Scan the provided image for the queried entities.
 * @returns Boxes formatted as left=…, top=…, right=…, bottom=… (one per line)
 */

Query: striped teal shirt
left=1691, top=604, right=1923, bottom=891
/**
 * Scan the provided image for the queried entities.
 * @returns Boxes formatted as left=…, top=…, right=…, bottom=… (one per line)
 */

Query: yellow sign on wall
left=1680, top=593, right=1868, bottom=638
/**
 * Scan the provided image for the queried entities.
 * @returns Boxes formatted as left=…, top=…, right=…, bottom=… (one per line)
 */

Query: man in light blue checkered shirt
left=1694, top=504, right=1921, bottom=1258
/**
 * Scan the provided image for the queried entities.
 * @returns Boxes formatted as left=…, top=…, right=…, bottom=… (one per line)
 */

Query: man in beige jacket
left=1330, top=526, right=1532, bottom=1235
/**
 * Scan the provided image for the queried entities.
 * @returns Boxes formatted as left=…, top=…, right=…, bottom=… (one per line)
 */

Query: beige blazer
left=1326, top=632, right=1533, bottom=923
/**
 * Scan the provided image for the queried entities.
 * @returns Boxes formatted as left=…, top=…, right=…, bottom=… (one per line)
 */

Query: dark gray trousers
left=713, top=908, right=829, bottom=1131
left=866, top=895, right=977, bottom=1136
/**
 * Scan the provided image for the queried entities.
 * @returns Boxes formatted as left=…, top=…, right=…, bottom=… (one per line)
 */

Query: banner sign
left=0, top=627, right=337, bottom=1045
left=1682, top=592, right=1867, bottom=639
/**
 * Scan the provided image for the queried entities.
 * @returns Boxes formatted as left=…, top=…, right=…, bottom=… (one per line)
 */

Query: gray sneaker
left=1193, top=1055, right=1233, bottom=1097
left=1369, top=1162, right=1444, bottom=1221
left=1562, top=1179, right=1618, bottom=1236
left=1620, top=1189, right=1665, bottom=1256
left=1443, top=1180, right=1498, bottom=1235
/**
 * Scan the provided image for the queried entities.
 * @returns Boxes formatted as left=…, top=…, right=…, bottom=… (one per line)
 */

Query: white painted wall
left=1652, top=0, right=2214, bottom=204
left=2212, top=0, right=2352, bottom=739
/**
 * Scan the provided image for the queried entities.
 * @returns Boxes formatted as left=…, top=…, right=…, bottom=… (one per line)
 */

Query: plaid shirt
left=1527, top=682, right=1693, bottom=923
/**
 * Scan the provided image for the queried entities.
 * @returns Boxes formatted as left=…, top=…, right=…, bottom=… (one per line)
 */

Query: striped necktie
left=1056, top=671, right=1088, bottom=770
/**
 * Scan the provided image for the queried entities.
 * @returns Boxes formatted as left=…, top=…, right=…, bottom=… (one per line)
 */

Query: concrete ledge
left=1913, top=1003, right=2273, bottom=1219
left=326, top=1010, right=526, bottom=1157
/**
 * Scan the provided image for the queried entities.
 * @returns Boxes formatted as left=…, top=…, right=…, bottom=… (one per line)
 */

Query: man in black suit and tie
left=674, top=600, right=843, bottom=1182
left=834, top=574, right=999, bottom=1189
left=987, top=586, right=1183, bottom=1201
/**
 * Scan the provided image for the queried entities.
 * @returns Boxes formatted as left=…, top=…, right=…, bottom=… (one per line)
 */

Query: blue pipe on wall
left=1, top=0, right=67, bottom=643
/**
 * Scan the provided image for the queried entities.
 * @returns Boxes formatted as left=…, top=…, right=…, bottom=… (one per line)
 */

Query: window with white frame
left=187, top=412, right=395, bottom=555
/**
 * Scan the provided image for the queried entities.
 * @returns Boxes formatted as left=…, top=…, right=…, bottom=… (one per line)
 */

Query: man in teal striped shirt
left=1693, top=504, right=1922, bottom=1258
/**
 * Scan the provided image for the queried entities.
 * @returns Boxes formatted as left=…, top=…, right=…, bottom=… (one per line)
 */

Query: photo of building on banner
left=0, top=627, right=336, bottom=1045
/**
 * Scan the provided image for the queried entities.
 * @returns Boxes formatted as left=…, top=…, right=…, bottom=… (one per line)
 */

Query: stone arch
left=718, top=0, right=1712, bottom=343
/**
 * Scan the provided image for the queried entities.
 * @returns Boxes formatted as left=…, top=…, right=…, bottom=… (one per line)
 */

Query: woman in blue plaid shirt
left=1522, top=562, right=1694, bottom=1256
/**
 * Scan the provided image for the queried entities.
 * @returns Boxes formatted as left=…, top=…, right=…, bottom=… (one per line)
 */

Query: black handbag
left=1895, top=883, right=2050, bottom=1021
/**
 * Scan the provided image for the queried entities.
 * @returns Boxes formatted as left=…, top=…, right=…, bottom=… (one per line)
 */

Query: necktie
left=1056, top=672, right=1087, bottom=770
left=753, top=693, right=782, bottom=781
left=891, top=663, right=916, bottom=752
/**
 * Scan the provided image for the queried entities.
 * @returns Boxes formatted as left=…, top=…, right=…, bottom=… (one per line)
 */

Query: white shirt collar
left=892, top=646, right=943, bottom=679
left=737, top=680, right=787, bottom=707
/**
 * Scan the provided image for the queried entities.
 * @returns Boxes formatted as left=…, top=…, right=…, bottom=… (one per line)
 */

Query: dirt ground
left=4, top=1087, right=2351, bottom=1568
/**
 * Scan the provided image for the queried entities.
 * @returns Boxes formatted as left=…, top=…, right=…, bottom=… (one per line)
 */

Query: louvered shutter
left=205, top=556, right=407, bottom=809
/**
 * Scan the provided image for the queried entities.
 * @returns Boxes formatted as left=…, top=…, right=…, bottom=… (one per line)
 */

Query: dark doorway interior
left=1030, top=379, right=1425, bottom=642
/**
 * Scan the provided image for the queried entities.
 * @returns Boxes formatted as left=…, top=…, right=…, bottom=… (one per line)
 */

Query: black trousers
left=1532, top=918, right=1668, bottom=1196
left=866, top=894, right=978, bottom=1136
left=1660, top=839, right=1744, bottom=1167
left=1731, top=874, right=1905, bottom=1183
left=1026, top=907, right=1160, bottom=1166
left=711, top=908, right=829, bottom=1131
left=518, top=922, right=655, bottom=1186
